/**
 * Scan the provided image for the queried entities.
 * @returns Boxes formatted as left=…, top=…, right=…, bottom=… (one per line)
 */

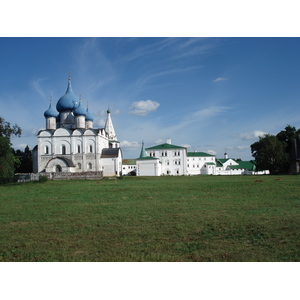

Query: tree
left=276, top=125, right=300, bottom=154
left=251, top=134, right=289, bottom=174
left=0, top=117, right=22, bottom=183
left=13, top=145, right=33, bottom=173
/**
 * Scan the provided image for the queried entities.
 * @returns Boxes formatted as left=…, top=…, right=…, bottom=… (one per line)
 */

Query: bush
left=38, top=175, right=48, bottom=183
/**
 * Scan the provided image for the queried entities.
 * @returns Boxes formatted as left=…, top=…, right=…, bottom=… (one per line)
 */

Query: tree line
left=0, top=117, right=32, bottom=184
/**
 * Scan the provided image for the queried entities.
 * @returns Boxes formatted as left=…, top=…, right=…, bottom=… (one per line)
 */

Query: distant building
left=143, top=139, right=187, bottom=175
left=136, top=143, right=162, bottom=176
left=122, top=159, right=137, bottom=176
left=125, top=139, right=267, bottom=176
left=33, top=76, right=122, bottom=177
left=187, top=152, right=216, bottom=175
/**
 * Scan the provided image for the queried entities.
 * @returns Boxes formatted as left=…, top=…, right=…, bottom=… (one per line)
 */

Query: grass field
left=1, top=175, right=300, bottom=262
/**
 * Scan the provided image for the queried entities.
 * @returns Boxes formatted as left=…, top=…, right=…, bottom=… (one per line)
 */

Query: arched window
left=62, top=145, right=66, bottom=155
left=89, top=145, right=93, bottom=153
left=77, top=163, right=81, bottom=169
left=45, top=146, right=49, bottom=154
left=88, top=162, right=92, bottom=169
left=56, top=165, right=62, bottom=173
left=77, top=145, right=81, bottom=153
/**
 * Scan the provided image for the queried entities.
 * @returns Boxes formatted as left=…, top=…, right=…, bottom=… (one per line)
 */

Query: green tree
left=276, top=125, right=300, bottom=154
left=0, top=117, right=22, bottom=183
left=13, top=145, right=33, bottom=173
left=251, top=134, right=289, bottom=174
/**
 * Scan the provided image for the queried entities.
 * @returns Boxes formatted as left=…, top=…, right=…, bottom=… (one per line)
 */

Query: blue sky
left=1, top=37, right=300, bottom=160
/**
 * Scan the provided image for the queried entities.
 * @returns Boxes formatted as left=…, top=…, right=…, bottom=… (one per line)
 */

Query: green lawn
left=1, top=175, right=300, bottom=261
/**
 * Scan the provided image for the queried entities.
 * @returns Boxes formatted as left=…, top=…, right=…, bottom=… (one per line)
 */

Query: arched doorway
left=56, top=165, right=62, bottom=172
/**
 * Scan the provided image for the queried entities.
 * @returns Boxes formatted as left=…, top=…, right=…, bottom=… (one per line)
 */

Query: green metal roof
left=217, top=158, right=237, bottom=164
left=216, top=160, right=223, bottom=167
left=122, top=159, right=137, bottom=165
left=139, top=143, right=147, bottom=158
left=229, top=161, right=256, bottom=171
left=146, top=143, right=185, bottom=150
left=136, top=156, right=158, bottom=160
left=205, top=162, right=215, bottom=166
left=188, top=152, right=214, bottom=157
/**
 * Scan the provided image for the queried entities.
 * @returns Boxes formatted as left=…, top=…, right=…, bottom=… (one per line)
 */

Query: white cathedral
left=33, top=76, right=122, bottom=177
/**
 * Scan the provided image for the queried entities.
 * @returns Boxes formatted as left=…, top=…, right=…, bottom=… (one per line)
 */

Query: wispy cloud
left=237, top=130, right=267, bottom=140
left=30, top=78, right=49, bottom=100
left=237, top=145, right=250, bottom=150
left=213, top=77, right=227, bottom=82
left=207, top=150, right=217, bottom=155
left=135, top=66, right=201, bottom=89
left=193, top=105, right=231, bottom=118
left=155, top=139, right=165, bottom=144
left=120, top=38, right=178, bottom=63
left=120, top=140, right=140, bottom=150
left=129, top=100, right=160, bottom=116
left=180, top=144, right=191, bottom=148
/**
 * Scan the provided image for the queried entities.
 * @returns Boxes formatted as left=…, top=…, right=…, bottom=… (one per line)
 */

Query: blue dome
left=56, top=78, right=80, bottom=112
left=73, top=101, right=86, bottom=117
left=44, top=102, right=58, bottom=118
left=85, top=107, right=94, bottom=121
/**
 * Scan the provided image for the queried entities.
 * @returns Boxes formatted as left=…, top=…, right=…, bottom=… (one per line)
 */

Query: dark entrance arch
left=56, top=165, right=62, bottom=172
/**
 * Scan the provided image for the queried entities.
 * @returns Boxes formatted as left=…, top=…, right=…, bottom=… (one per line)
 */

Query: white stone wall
left=122, top=164, right=137, bottom=176
left=137, top=159, right=161, bottom=176
left=102, top=154, right=122, bottom=176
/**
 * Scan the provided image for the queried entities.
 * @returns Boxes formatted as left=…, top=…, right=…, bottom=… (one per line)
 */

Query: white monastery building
left=122, top=139, right=269, bottom=176
left=33, top=76, right=122, bottom=177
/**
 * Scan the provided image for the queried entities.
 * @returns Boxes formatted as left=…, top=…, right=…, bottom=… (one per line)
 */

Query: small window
left=45, top=146, right=49, bottom=154
left=77, top=163, right=81, bottom=169
left=62, top=145, right=66, bottom=155
left=89, top=145, right=93, bottom=153
left=88, top=162, right=92, bottom=169
left=77, top=145, right=81, bottom=153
